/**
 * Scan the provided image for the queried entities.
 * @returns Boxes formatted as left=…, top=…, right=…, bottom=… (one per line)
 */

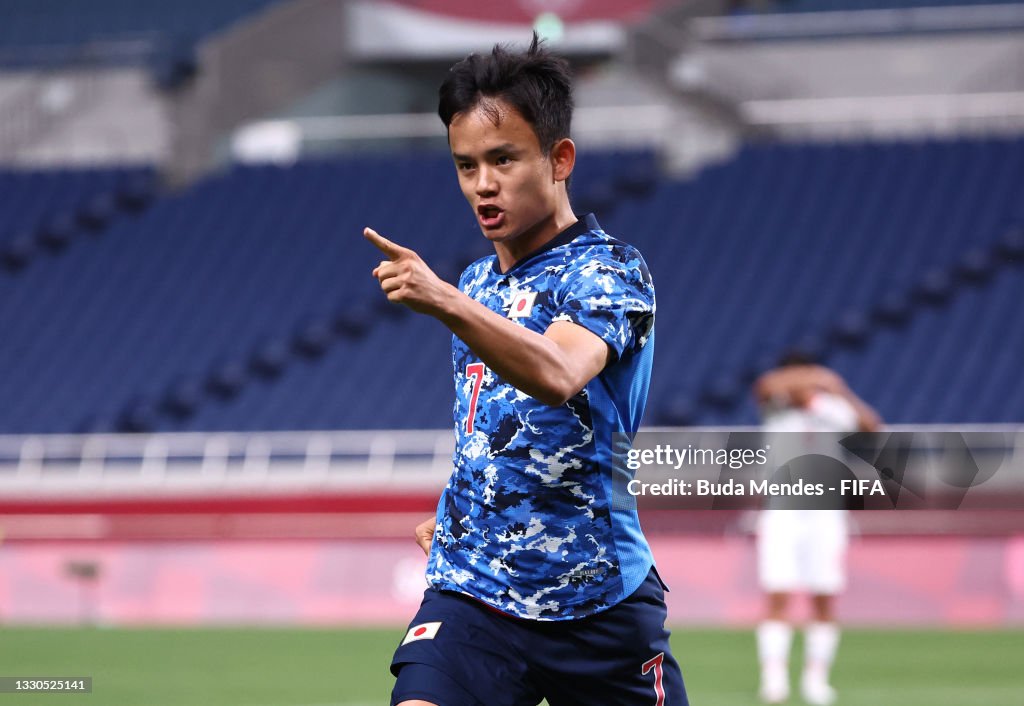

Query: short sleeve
left=551, top=250, right=655, bottom=360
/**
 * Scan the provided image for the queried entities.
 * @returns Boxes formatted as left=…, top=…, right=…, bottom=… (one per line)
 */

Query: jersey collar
left=493, top=213, right=600, bottom=276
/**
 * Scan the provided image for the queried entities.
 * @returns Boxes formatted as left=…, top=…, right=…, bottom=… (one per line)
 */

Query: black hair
left=437, top=32, right=574, bottom=155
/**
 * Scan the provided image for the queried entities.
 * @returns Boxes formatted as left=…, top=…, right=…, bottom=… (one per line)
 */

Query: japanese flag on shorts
left=401, top=621, right=443, bottom=645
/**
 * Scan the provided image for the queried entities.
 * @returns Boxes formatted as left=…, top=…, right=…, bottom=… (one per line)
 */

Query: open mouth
left=477, top=205, right=505, bottom=229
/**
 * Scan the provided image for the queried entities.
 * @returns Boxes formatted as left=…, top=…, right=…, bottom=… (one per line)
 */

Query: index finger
left=363, top=227, right=407, bottom=261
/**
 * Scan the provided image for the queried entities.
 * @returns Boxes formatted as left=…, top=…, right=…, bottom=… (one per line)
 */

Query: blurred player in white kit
left=753, top=353, right=881, bottom=705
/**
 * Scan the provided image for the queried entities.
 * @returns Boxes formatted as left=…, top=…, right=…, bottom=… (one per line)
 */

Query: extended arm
left=366, top=228, right=609, bottom=406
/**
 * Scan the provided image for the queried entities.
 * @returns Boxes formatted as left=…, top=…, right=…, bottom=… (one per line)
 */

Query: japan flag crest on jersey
left=401, top=621, right=442, bottom=645
left=508, top=291, right=537, bottom=319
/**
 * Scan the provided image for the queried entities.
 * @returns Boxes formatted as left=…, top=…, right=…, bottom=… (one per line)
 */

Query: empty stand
left=0, top=137, right=1020, bottom=432
left=0, top=0, right=280, bottom=55
left=0, top=165, right=155, bottom=271
left=607, top=137, right=1024, bottom=425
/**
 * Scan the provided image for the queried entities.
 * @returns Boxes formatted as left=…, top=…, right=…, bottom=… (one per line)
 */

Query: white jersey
left=762, top=391, right=859, bottom=433
left=758, top=392, right=857, bottom=594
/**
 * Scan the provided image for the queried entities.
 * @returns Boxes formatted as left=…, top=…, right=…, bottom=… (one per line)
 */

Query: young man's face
left=448, top=98, right=566, bottom=252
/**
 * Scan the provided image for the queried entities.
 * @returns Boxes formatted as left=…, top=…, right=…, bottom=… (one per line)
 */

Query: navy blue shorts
left=390, top=569, right=688, bottom=706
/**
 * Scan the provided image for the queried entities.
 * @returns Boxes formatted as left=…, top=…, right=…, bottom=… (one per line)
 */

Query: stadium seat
left=873, top=291, right=911, bottom=326
left=0, top=0, right=281, bottom=67
left=250, top=340, right=290, bottom=379
left=0, top=138, right=1021, bottom=431
left=293, top=321, right=334, bottom=359
left=702, top=375, right=743, bottom=409
left=831, top=311, right=871, bottom=347
left=660, top=393, right=698, bottom=427
left=79, top=192, right=118, bottom=230
left=37, top=213, right=76, bottom=251
left=956, top=248, right=995, bottom=284
left=163, top=378, right=205, bottom=419
left=207, top=362, right=248, bottom=400
left=118, top=399, right=159, bottom=433
left=1, top=234, right=35, bottom=271
left=996, top=227, right=1024, bottom=263
left=916, top=269, right=955, bottom=306
left=333, top=305, right=374, bottom=339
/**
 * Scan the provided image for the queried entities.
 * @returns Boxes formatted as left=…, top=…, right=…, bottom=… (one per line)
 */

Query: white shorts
left=757, top=509, right=848, bottom=594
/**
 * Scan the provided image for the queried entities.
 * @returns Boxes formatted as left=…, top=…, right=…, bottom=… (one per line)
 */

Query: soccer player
left=364, top=34, right=687, bottom=706
left=753, top=353, right=881, bottom=705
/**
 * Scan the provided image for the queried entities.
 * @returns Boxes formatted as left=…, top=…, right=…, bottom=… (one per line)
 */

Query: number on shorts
left=465, top=363, right=485, bottom=434
left=642, top=652, right=666, bottom=706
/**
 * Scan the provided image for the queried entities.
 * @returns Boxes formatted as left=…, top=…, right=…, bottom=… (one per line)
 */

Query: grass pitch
left=1, top=626, right=1021, bottom=705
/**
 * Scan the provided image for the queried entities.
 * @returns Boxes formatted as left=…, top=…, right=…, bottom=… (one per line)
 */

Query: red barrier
left=0, top=535, right=1021, bottom=627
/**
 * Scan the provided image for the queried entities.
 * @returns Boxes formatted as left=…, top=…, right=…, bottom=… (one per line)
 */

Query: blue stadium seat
left=997, top=226, right=1024, bottom=263
left=0, top=138, right=1021, bottom=431
left=0, top=0, right=281, bottom=66
left=873, top=291, right=912, bottom=326
left=0, top=166, right=155, bottom=271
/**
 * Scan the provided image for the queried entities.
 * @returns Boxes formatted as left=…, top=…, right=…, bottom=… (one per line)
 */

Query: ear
left=549, top=138, right=576, bottom=183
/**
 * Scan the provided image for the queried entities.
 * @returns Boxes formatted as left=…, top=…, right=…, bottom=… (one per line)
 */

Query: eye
left=496, top=155, right=512, bottom=166
left=456, top=162, right=474, bottom=171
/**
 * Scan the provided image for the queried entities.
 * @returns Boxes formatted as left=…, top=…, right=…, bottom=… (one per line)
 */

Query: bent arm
left=436, top=288, right=610, bottom=406
left=414, top=514, right=436, bottom=556
left=364, top=226, right=610, bottom=406
left=755, top=366, right=882, bottom=431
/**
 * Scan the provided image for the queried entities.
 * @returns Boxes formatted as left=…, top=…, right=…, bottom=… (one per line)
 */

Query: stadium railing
left=0, top=429, right=454, bottom=496
left=0, top=426, right=1021, bottom=543
left=1, top=425, right=1021, bottom=542
left=1, top=425, right=1020, bottom=495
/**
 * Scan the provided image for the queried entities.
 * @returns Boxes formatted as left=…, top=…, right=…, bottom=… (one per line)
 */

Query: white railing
left=0, top=425, right=1021, bottom=498
left=0, top=430, right=455, bottom=496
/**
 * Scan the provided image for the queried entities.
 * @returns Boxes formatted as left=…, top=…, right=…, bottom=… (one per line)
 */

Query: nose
left=475, top=166, right=498, bottom=197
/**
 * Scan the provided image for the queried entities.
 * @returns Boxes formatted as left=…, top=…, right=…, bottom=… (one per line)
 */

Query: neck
left=495, top=199, right=577, bottom=273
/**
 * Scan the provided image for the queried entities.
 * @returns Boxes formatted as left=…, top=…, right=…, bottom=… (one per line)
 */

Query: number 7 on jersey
left=465, top=363, right=485, bottom=434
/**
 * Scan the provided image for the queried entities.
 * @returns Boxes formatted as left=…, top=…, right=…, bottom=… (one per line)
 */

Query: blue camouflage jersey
left=425, top=213, right=657, bottom=620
